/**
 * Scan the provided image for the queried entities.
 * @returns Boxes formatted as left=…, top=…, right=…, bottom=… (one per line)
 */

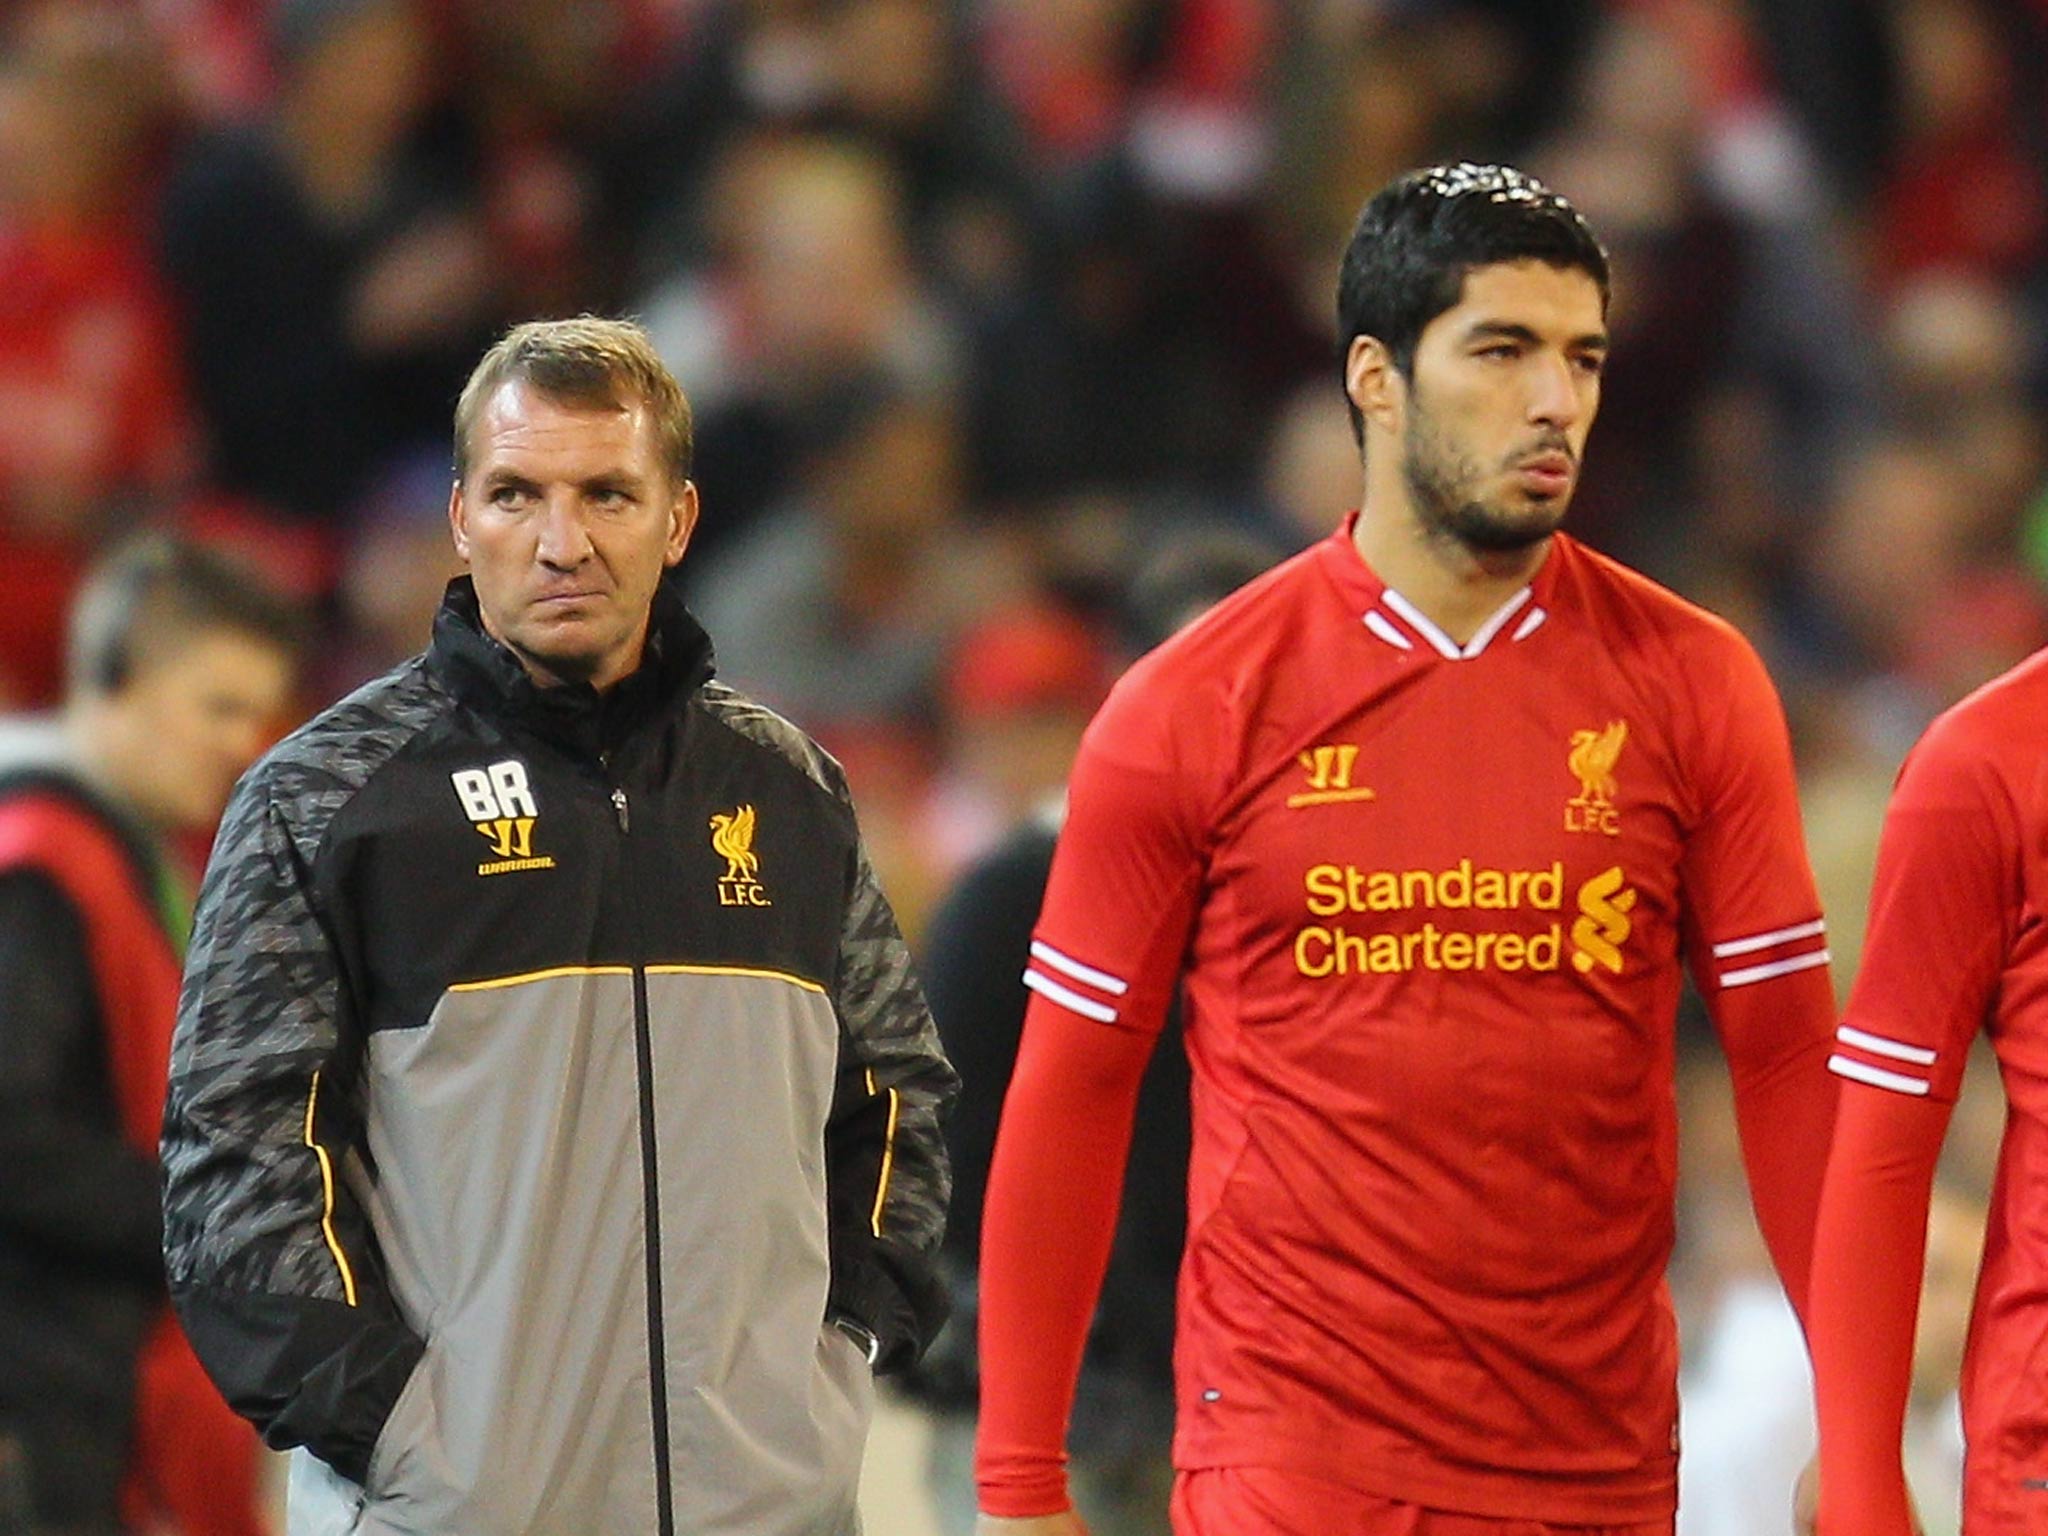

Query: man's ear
left=665, top=480, right=700, bottom=568
left=1345, top=335, right=1406, bottom=437
left=448, top=481, right=472, bottom=563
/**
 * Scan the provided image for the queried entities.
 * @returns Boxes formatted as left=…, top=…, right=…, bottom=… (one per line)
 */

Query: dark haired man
left=161, top=317, right=956, bottom=1536
left=0, top=535, right=298, bottom=1536
left=973, top=164, right=1839, bottom=1535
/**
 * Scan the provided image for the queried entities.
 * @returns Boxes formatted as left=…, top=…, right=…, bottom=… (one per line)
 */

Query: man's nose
left=535, top=494, right=594, bottom=567
left=1527, top=353, right=1582, bottom=430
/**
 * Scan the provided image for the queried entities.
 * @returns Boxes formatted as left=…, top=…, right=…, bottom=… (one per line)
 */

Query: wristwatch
left=831, top=1316, right=882, bottom=1366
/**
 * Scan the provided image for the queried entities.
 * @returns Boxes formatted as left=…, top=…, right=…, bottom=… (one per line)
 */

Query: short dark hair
left=1336, top=163, right=1611, bottom=441
left=68, top=534, right=303, bottom=697
left=454, top=316, right=693, bottom=485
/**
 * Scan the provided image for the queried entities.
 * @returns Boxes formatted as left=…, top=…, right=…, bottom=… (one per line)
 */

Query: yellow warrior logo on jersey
left=1288, top=743, right=1375, bottom=808
left=711, top=805, right=772, bottom=907
left=1565, top=720, right=1627, bottom=836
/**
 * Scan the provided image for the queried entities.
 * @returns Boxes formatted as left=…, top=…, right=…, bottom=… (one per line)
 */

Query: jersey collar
left=1318, top=510, right=1564, bottom=660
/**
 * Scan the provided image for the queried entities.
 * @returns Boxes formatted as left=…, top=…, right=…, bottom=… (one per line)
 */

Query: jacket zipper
left=613, top=779, right=675, bottom=1536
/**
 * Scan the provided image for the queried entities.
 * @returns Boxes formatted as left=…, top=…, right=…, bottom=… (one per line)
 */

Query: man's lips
left=1514, top=451, right=1574, bottom=496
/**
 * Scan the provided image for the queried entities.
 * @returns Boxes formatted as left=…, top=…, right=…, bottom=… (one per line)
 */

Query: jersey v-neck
left=1316, top=511, right=1561, bottom=660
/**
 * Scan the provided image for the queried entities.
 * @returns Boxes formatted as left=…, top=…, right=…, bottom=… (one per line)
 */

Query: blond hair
left=453, top=316, right=693, bottom=484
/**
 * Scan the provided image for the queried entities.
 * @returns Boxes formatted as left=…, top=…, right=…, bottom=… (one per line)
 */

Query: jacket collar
left=426, top=574, right=716, bottom=757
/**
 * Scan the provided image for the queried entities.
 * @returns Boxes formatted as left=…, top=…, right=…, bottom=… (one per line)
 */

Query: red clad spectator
left=977, top=0, right=1273, bottom=176
left=0, top=3, right=197, bottom=704
left=1876, top=0, right=2046, bottom=287
left=139, top=0, right=275, bottom=124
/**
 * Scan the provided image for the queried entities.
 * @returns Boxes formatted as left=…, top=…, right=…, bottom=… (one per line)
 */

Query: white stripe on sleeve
left=1022, top=968, right=1118, bottom=1023
left=1028, top=940, right=1130, bottom=996
left=1835, top=1025, right=1939, bottom=1066
left=1719, top=949, right=1831, bottom=989
left=1712, top=918, right=1828, bottom=959
left=1828, top=1054, right=1933, bottom=1096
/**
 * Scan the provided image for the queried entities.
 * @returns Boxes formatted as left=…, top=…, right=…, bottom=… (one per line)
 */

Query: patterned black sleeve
left=824, top=829, right=959, bottom=1372
left=161, top=697, right=429, bottom=1484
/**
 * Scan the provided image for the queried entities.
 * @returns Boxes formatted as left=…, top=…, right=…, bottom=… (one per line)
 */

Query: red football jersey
left=977, top=519, right=1837, bottom=1524
left=1817, top=646, right=2048, bottom=1533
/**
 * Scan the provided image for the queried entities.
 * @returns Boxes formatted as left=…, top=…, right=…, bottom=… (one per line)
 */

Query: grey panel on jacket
left=287, top=967, right=869, bottom=1536
left=645, top=969, right=871, bottom=1535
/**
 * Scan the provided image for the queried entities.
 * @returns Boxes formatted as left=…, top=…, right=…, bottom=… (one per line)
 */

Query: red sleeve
left=1677, top=630, right=1838, bottom=1318
left=974, top=667, right=1213, bottom=1517
left=1826, top=713, right=2017, bottom=1104
left=1810, top=1085, right=1950, bottom=1536
left=1810, top=711, right=2012, bottom=1533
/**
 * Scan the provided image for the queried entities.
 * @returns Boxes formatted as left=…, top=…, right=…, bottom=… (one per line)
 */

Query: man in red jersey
left=1808, top=649, right=2048, bottom=1535
left=972, top=163, right=1840, bottom=1536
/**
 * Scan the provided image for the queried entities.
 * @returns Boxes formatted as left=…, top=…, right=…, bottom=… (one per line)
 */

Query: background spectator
left=0, top=1, right=2041, bottom=1529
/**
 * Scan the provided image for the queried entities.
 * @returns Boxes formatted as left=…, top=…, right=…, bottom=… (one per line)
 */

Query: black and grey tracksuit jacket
left=160, top=577, right=956, bottom=1536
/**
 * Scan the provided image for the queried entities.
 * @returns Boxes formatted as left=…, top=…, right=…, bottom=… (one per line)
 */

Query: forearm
left=826, top=1059, right=956, bottom=1370
left=1720, top=971, right=1839, bottom=1320
left=1810, top=1084, right=1948, bottom=1536
left=976, top=1006, right=1151, bottom=1518
left=830, top=842, right=960, bottom=1368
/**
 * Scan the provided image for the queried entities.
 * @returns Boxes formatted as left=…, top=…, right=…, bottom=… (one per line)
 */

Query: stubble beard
left=1400, top=404, right=1569, bottom=556
left=481, top=599, right=621, bottom=690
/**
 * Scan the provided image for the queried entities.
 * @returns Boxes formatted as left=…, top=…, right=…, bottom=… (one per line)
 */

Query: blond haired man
left=162, top=318, right=956, bottom=1536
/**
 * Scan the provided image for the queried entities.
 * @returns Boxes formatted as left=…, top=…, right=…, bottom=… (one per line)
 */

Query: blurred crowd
left=2, top=0, right=2045, bottom=1526
left=5, top=0, right=2046, bottom=931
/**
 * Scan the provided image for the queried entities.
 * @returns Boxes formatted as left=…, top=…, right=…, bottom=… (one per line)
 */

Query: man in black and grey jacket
left=160, top=316, right=956, bottom=1536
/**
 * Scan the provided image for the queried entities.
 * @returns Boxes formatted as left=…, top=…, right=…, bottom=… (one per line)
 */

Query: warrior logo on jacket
left=451, top=760, right=557, bottom=875
left=712, top=805, right=772, bottom=907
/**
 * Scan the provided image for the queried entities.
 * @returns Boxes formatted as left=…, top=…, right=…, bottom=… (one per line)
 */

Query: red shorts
left=1170, top=1468, right=1674, bottom=1536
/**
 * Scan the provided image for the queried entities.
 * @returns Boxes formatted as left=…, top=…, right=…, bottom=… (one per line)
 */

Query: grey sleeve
left=161, top=769, right=421, bottom=1484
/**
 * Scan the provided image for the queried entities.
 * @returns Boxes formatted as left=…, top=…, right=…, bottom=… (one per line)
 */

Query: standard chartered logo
left=1293, top=859, right=1638, bottom=978
left=1570, top=865, right=1636, bottom=973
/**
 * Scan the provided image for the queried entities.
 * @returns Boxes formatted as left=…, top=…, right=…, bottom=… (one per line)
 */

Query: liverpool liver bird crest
left=709, top=805, right=760, bottom=882
left=1568, top=721, right=1628, bottom=805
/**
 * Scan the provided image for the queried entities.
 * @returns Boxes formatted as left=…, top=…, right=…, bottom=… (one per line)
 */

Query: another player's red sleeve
left=974, top=671, right=1213, bottom=1518
left=1811, top=713, right=2014, bottom=1535
left=1677, top=630, right=1838, bottom=1319
left=975, top=1009, right=1156, bottom=1517
left=1811, top=1085, right=1950, bottom=1536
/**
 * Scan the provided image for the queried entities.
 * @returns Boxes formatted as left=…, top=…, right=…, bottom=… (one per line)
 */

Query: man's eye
left=490, top=486, right=528, bottom=506
left=1576, top=354, right=1608, bottom=376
